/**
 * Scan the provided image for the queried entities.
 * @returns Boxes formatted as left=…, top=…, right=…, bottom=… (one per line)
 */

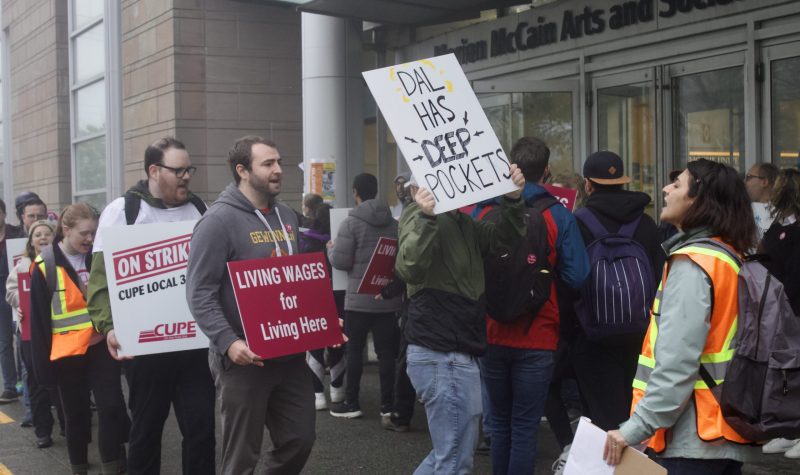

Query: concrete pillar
left=301, top=13, right=363, bottom=208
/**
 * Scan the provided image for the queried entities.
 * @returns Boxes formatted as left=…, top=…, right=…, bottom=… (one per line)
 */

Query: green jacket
left=395, top=197, right=526, bottom=301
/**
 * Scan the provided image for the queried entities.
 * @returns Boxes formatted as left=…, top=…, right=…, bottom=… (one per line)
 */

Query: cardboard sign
left=227, top=252, right=343, bottom=360
left=6, top=238, right=26, bottom=276
left=356, top=237, right=397, bottom=295
left=542, top=184, right=579, bottom=211
left=363, top=54, right=518, bottom=213
left=19, top=273, right=31, bottom=341
left=102, top=221, right=209, bottom=356
left=329, top=208, right=351, bottom=291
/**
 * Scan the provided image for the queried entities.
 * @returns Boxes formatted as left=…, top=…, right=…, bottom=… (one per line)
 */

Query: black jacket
left=761, top=220, right=800, bottom=315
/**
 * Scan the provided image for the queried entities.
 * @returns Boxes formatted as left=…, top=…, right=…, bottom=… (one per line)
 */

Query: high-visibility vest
left=35, top=251, right=94, bottom=361
left=630, top=238, right=751, bottom=452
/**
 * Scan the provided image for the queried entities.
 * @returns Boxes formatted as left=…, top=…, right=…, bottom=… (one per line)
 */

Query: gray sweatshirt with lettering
left=186, top=182, right=300, bottom=358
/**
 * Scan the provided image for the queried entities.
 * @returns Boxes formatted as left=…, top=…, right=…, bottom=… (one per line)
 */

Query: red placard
left=19, top=273, right=32, bottom=341
left=356, top=237, right=398, bottom=295
left=227, top=252, right=343, bottom=360
left=542, top=184, right=579, bottom=211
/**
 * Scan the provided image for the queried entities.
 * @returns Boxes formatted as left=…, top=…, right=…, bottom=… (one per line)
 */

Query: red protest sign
left=19, top=273, right=31, bottom=341
left=542, top=184, right=579, bottom=211
left=227, top=252, right=343, bottom=360
left=356, top=237, right=398, bottom=295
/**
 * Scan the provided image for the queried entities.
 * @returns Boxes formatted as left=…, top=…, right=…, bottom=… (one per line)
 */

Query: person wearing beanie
left=0, top=198, right=26, bottom=405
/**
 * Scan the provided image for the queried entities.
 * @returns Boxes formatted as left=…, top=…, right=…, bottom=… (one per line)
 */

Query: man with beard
left=187, top=136, right=314, bottom=474
left=88, top=137, right=214, bottom=474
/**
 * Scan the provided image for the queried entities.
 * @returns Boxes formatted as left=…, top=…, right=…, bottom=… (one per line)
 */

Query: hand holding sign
left=415, top=188, right=436, bottom=216
left=505, top=164, right=525, bottom=200
left=227, top=339, right=263, bottom=366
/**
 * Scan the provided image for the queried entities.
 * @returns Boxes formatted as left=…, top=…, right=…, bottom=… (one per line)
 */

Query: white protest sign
left=363, top=53, right=518, bottom=213
left=6, top=238, right=27, bottom=275
left=329, top=208, right=351, bottom=291
left=102, top=221, right=209, bottom=356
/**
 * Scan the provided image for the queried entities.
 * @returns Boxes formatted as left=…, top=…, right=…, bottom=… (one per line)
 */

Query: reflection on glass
left=481, top=92, right=575, bottom=177
left=75, top=24, right=105, bottom=84
left=76, top=192, right=107, bottom=212
left=75, top=136, right=106, bottom=192
left=771, top=56, right=800, bottom=170
left=674, top=67, right=744, bottom=173
left=597, top=82, right=655, bottom=215
left=74, top=0, right=104, bottom=30
left=75, top=80, right=105, bottom=138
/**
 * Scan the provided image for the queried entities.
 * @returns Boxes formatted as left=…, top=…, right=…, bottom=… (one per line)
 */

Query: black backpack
left=123, top=192, right=207, bottom=225
left=479, top=196, right=559, bottom=331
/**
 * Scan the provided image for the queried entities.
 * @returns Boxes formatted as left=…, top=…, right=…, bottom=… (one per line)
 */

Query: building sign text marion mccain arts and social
left=433, top=0, right=744, bottom=65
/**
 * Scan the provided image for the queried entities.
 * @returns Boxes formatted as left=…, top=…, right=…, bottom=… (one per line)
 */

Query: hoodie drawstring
left=253, top=207, right=294, bottom=257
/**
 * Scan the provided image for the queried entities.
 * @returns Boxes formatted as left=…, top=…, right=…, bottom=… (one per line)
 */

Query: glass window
left=598, top=83, right=656, bottom=214
left=75, top=80, right=106, bottom=138
left=75, top=137, right=106, bottom=192
left=74, top=24, right=105, bottom=84
left=74, top=0, right=104, bottom=30
left=771, top=56, right=800, bottom=170
left=75, top=192, right=107, bottom=213
left=673, top=67, right=745, bottom=173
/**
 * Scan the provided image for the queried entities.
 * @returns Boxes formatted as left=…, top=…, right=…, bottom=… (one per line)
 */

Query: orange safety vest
left=630, top=238, right=751, bottom=452
left=35, top=251, right=95, bottom=361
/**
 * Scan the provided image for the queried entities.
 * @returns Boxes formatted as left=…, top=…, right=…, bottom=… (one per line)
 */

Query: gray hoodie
left=328, top=199, right=402, bottom=313
left=186, top=182, right=300, bottom=357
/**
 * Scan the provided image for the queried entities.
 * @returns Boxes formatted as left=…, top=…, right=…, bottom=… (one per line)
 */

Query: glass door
left=763, top=42, right=800, bottom=170
left=474, top=80, right=581, bottom=182
left=592, top=69, right=658, bottom=217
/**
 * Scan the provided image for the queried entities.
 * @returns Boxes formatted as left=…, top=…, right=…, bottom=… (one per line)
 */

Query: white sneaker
left=330, top=385, right=345, bottom=404
left=784, top=439, right=800, bottom=459
left=763, top=438, right=798, bottom=454
left=314, top=392, right=327, bottom=411
left=551, top=443, right=570, bottom=475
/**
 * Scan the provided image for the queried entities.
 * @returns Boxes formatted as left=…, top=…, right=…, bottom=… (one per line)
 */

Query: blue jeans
left=480, top=345, right=554, bottom=475
left=0, top=307, right=17, bottom=393
left=406, top=344, right=482, bottom=475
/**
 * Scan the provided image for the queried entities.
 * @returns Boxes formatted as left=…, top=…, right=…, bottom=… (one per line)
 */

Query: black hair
left=755, top=162, right=779, bottom=186
left=17, top=197, right=47, bottom=222
left=509, top=137, right=550, bottom=183
left=228, top=136, right=278, bottom=184
left=352, top=173, right=378, bottom=201
left=144, top=137, right=186, bottom=176
left=771, top=168, right=800, bottom=224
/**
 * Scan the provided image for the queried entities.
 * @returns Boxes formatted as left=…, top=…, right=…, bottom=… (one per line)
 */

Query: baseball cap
left=583, top=151, right=631, bottom=186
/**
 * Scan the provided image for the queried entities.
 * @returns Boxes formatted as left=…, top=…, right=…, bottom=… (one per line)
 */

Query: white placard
left=6, top=238, right=27, bottom=275
left=329, top=208, right=351, bottom=291
left=102, top=221, right=208, bottom=356
left=363, top=53, right=518, bottom=213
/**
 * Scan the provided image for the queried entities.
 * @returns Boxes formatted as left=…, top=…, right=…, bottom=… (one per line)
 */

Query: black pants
left=55, top=341, right=130, bottom=466
left=344, top=310, right=399, bottom=412
left=20, top=340, right=55, bottom=438
left=124, top=348, right=215, bottom=475
left=308, top=291, right=345, bottom=393
left=391, top=314, right=416, bottom=425
left=544, top=340, right=577, bottom=449
left=571, top=334, right=642, bottom=431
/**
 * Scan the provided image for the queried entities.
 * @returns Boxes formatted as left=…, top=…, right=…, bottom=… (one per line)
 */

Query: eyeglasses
left=745, top=174, right=765, bottom=181
left=156, top=164, right=197, bottom=179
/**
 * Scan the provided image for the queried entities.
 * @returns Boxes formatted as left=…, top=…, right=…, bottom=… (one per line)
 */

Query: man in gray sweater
left=186, top=136, right=314, bottom=475
left=328, top=173, right=402, bottom=420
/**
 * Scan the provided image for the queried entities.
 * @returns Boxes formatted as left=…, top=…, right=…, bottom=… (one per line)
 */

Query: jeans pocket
left=406, top=354, right=438, bottom=404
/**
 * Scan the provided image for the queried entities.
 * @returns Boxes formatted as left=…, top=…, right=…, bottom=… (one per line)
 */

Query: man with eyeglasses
left=87, top=137, right=214, bottom=474
left=745, top=162, right=779, bottom=242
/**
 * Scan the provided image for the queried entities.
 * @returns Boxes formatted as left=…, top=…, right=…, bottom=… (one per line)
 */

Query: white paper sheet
left=563, top=417, right=614, bottom=475
left=329, top=208, right=352, bottom=291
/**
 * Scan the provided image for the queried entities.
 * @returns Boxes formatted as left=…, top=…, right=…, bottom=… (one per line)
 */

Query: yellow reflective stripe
left=632, top=378, right=648, bottom=391
left=52, top=322, right=93, bottom=333
left=638, top=354, right=655, bottom=368
left=700, top=317, right=738, bottom=363
left=694, top=379, right=723, bottom=390
left=672, top=246, right=741, bottom=273
left=52, top=308, right=90, bottom=320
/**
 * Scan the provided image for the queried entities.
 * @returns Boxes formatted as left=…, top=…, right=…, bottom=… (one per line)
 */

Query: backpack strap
left=617, top=215, right=643, bottom=239
left=575, top=208, right=609, bottom=239
left=188, top=194, right=208, bottom=216
left=686, top=238, right=744, bottom=267
left=530, top=195, right=560, bottom=214
left=476, top=205, right=494, bottom=221
left=39, top=245, right=57, bottom=298
left=124, top=191, right=207, bottom=225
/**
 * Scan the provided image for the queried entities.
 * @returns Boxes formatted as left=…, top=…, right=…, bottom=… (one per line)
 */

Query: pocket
left=406, top=347, right=439, bottom=404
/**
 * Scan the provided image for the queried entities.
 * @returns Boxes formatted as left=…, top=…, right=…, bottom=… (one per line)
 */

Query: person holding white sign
left=87, top=137, right=213, bottom=475
left=396, top=164, right=526, bottom=475
left=187, top=136, right=314, bottom=475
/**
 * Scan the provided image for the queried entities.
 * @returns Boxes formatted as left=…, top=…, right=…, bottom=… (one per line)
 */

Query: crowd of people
left=0, top=133, right=797, bottom=475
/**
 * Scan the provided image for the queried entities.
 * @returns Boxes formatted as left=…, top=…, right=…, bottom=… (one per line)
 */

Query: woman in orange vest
left=29, top=203, right=129, bottom=475
left=603, top=159, right=761, bottom=474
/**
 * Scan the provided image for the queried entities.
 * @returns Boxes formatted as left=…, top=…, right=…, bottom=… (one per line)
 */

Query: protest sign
left=542, top=184, right=579, bottom=211
left=356, top=237, right=397, bottom=294
left=228, top=252, right=343, bottom=359
left=19, top=273, right=31, bottom=341
left=102, top=221, right=209, bottom=356
left=329, top=208, right=351, bottom=291
left=363, top=53, right=518, bottom=213
left=6, top=238, right=26, bottom=276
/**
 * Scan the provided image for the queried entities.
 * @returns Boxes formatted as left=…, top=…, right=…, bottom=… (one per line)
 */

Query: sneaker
left=551, top=443, right=571, bottom=475
left=330, top=385, right=345, bottom=404
left=20, top=417, right=33, bottom=428
left=36, top=436, right=53, bottom=449
left=763, top=438, right=798, bottom=454
left=784, top=440, right=800, bottom=459
left=382, top=416, right=410, bottom=432
left=314, top=392, right=328, bottom=411
left=329, top=401, right=362, bottom=419
left=0, top=389, right=19, bottom=404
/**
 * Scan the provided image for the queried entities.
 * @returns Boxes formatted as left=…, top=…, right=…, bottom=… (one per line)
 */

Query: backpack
left=694, top=239, right=800, bottom=441
left=574, top=209, right=655, bottom=340
left=479, top=195, right=559, bottom=330
left=123, top=192, right=207, bottom=225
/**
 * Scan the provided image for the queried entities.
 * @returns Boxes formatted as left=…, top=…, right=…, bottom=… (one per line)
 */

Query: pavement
left=0, top=364, right=797, bottom=474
